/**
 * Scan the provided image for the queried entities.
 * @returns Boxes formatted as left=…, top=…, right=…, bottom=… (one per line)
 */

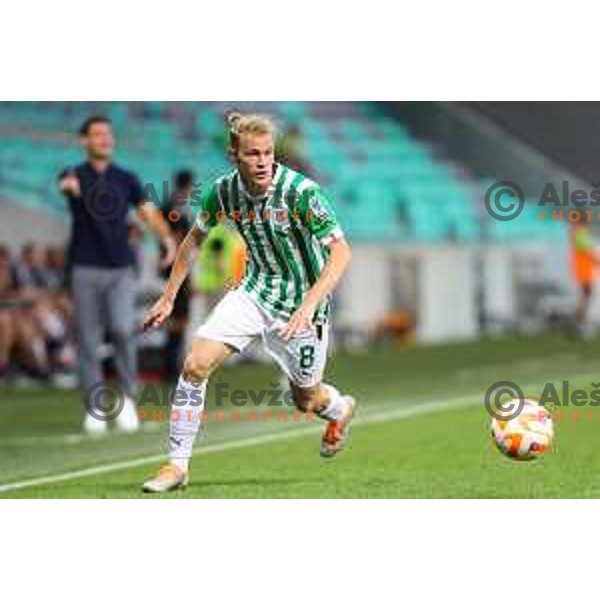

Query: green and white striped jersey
left=195, top=163, right=344, bottom=324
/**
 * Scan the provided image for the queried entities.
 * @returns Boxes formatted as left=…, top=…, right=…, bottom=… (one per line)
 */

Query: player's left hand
left=280, top=300, right=318, bottom=341
left=159, top=236, right=177, bottom=269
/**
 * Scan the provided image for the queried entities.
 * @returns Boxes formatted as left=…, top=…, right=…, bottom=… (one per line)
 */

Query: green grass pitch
left=1, top=334, right=600, bottom=498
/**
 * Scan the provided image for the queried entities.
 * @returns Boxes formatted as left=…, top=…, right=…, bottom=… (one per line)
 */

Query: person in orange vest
left=570, top=220, right=599, bottom=338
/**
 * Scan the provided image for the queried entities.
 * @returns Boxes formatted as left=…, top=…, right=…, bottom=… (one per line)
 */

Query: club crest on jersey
left=309, top=193, right=330, bottom=222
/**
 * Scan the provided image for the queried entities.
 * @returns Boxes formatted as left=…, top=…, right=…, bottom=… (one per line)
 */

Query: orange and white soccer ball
left=491, top=398, right=554, bottom=460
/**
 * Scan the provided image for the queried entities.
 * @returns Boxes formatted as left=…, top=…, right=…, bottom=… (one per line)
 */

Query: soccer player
left=142, top=112, right=355, bottom=492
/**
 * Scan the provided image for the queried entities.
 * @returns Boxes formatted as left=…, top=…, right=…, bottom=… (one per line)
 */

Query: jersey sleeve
left=195, top=183, right=219, bottom=233
left=298, top=187, right=344, bottom=245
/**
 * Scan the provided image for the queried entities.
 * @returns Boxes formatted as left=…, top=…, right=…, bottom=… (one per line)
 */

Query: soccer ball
left=491, top=398, right=554, bottom=460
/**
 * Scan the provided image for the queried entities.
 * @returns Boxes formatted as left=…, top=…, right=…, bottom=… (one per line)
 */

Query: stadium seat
left=0, top=102, right=483, bottom=243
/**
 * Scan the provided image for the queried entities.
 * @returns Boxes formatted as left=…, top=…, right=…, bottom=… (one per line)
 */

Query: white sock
left=319, top=384, right=349, bottom=421
left=169, top=374, right=207, bottom=472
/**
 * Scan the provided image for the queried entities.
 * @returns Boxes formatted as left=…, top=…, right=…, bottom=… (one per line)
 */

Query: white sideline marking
left=0, top=394, right=481, bottom=494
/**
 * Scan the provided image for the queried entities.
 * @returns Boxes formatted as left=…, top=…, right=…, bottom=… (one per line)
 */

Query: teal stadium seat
left=0, top=102, right=484, bottom=243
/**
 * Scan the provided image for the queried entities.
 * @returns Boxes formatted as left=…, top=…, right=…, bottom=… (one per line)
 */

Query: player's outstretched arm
left=281, top=237, right=351, bottom=340
left=143, top=226, right=206, bottom=330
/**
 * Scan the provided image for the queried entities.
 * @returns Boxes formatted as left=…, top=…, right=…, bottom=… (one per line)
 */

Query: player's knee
left=183, top=352, right=213, bottom=382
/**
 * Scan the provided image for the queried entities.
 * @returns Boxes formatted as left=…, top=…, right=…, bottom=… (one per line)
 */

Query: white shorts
left=195, top=289, right=329, bottom=388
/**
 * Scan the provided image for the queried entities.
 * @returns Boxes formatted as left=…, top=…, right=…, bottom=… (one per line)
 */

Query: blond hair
left=227, top=111, right=277, bottom=150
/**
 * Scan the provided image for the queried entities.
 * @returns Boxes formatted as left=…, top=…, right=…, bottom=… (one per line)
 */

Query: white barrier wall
left=146, top=242, right=575, bottom=345
left=337, top=246, right=393, bottom=329
left=481, top=246, right=515, bottom=327
left=336, top=243, right=572, bottom=343
left=337, top=245, right=479, bottom=343
left=415, top=246, right=478, bottom=343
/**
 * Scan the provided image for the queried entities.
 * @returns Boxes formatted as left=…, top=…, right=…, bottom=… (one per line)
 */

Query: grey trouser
left=72, top=266, right=137, bottom=399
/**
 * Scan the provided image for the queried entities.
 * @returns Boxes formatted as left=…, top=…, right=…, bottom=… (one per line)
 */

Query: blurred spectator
left=570, top=220, right=599, bottom=338
left=40, top=245, right=76, bottom=380
left=0, top=245, right=51, bottom=381
left=0, top=245, right=16, bottom=378
left=194, top=226, right=241, bottom=308
left=160, top=170, right=195, bottom=384
left=41, top=246, right=67, bottom=291
left=57, top=115, right=176, bottom=434
left=15, top=242, right=75, bottom=379
left=276, top=124, right=312, bottom=175
left=13, top=242, right=45, bottom=290
left=162, top=169, right=195, bottom=232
